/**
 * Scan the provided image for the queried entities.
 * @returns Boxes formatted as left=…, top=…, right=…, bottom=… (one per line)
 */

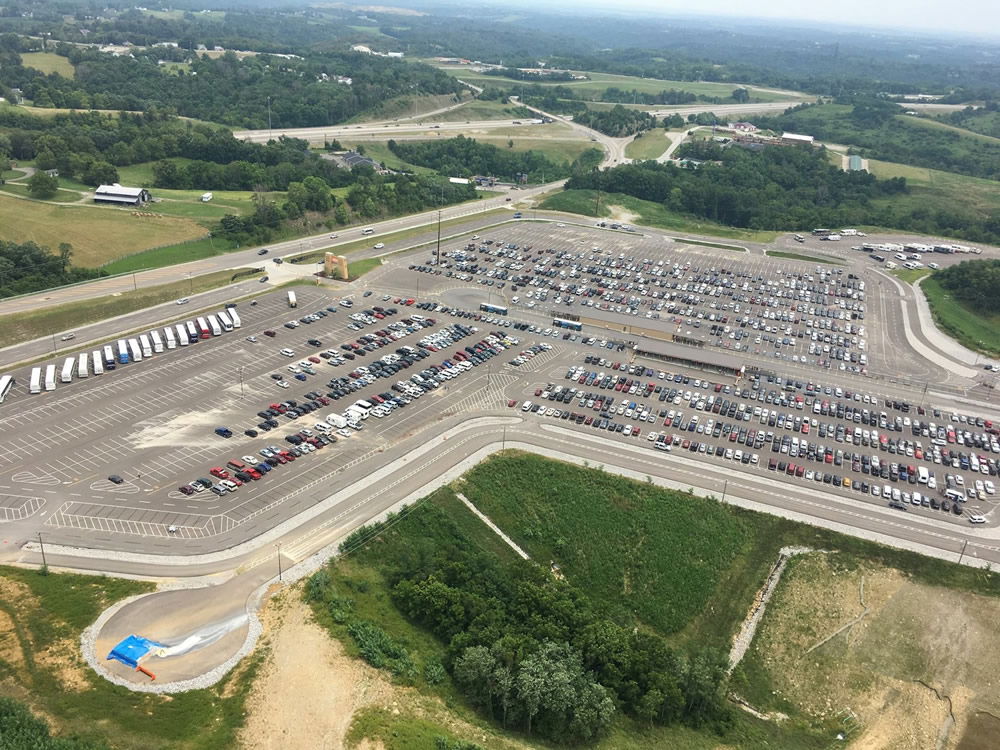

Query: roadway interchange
left=2, top=220, right=1000, bottom=689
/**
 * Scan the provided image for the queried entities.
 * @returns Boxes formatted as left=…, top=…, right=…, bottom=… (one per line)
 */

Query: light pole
left=277, top=542, right=283, bottom=582
left=51, top=334, right=57, bottom=354
left=722, top=478, right=728, bottom=503
left=131, top=271, right=138, bottom=291
left=266, top=96, right=272, bottom=141
left=435, top=209, right=442, bottom=266
left=37, top=532, right=47, bottom=569
left=238, top=366, right=246, bottom=399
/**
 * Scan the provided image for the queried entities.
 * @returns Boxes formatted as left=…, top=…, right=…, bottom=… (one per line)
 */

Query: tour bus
left=139, top=334, right=153, bottom=357
left=216, top=310, right=234, bottom=332
left=44, top=365, right=57, bottom=392
left=117, top=340, right=130, bottom=364
left=195, top=317, right=211, bottom=339
left=479, top=303, right=509, bottom=316
left=228, top=309, right=242, bottom=328
left=207, top=314, right=223, bottom=336
left=185, top=321, right=199, bottom=342
left=163, top=327, right=177, bottom=349
left=0, top=374, right=14, bottom=403
left=103, top=345, right=115, bottom=366
left=29, top=368, right=42, bottom=395
left=288, top=291, right=297, bottom=308
left=553, top=317, right=583, bottom=331
left=91, top=351, right=104, bottom=376
left=61, top=357, right=75, bottom=383
left=175, top=324, right=190, bottom=346
left=150, top=330, right=165, bottom=353
left=128, top=338, right=143, bottom=362
left=77, top=352, right=89, bottom=378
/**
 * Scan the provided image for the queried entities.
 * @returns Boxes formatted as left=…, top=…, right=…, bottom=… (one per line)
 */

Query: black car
left=244, top=429, right=259, bottom=438
left=108, top=475, right=124, bottom=484
left=257, top=248, right=269, bottom=255
left=308, top=339, right=322, bottom=347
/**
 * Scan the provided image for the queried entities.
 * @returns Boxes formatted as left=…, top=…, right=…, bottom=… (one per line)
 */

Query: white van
left=361, top=227, right=375, bottom=235
left=945, top=488, right=964, bottom=503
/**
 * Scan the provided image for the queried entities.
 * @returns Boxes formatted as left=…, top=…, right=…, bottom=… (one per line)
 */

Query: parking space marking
left=0, top=494, right=45, bottom=521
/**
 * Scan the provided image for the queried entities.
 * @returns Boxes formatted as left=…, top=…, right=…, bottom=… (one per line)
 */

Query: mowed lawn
left=625, top=128, right=671, bottom=160
left=19, top=51, right=75, bottom=77
left=0, top=194, right=208, bottom=267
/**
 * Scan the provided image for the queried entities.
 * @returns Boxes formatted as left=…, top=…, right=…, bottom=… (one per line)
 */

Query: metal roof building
left=93, top=184, right=150, bottom=205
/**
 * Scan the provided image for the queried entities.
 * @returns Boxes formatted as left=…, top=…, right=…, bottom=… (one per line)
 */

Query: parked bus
left=811, top=228, right=831, bottom=236
left=288, top=291, right=297, bottom=308
left=117, top=340, right=130, bottom=364
left=195, top=317, right=211, bottom=339
left=128, top=338, right=143, bottom=362
left=61, top=357, right=75, bottom=383
left=176, top=324, right=191, bottom=346
left=138, top=334, right=153, bottom=357
left=150, top=330, right=165, bottom=353
left=185, top=321, right=199, bottom=342
left=207, top=314, right=223, bottom=336
left=29, top=368, right=42, bottom=395
left=103, top=345, right=115, bottom=366
left=0, top=375, right=14, bottom=403
left=77, top=352, right=89, bottom=378
left=228, top=309, right=242, bottom=329
left=479, top=303, right=508, bottom=316
left=44, top=365, right=56, bottom=391
left=163, top=327, right=177, bottom=349
left=553, top=317, right=583, bottom=331
left=216, top=310, right=234, bottom=332
left=91, top=351, right=104, bottom=376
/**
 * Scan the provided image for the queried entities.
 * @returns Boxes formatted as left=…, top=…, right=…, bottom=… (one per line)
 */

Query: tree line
left=309, top=499, right=733, bottom=746
left=387, top=135, right=600, bottom=182
left=573, top=104, right=658, bottom=137
left=0, top=240, right=103, bottom=298
left=935, top=260, right=1000, bottom=314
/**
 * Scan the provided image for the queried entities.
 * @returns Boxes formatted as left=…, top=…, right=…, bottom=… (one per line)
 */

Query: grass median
left=921, top=275, right=1000, bottom=356
left=766, top=250, right=844, bottom=265
left=0, top=268, right=263, bottom=350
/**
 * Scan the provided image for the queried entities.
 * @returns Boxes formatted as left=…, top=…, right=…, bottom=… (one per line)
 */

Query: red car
left=210, top=467, right=230, bottom=479
left=508, top=399, right=518, bottom=408
left=264, top=330, right=277, bottom=337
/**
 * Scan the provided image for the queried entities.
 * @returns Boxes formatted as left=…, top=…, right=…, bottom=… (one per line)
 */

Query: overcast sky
left=552, top=0, right=999, bottom=38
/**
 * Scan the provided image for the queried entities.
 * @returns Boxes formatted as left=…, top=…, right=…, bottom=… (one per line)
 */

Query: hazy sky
left=556, top=0, right=999, bottom=38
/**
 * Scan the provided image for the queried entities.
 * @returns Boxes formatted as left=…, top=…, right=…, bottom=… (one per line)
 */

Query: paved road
left=645, top=100, right=806, bottom=118
left=233, top=118, right=541, bottom=144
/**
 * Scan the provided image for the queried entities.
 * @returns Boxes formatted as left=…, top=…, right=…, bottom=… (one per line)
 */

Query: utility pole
left=266, top=96, right=272, bottom=141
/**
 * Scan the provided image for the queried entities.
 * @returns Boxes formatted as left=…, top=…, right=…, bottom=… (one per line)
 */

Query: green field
left=541, top=189, right=779, bottom=243
left=0, top=268, right=263, bottom=350
left=115, top=158, right=196, bottom=187
left=891, top=267, right=932, bottom=284
left=0, top=566, right=259, bottom=750
left=19, top=51, right=75, bottom=77
left=921, top=275, right=1000, bottom=356
left=0, top=193, right=209, bottom=268
left=624, top=128, right=672, bottom=160
left=867, top=158, right=1000, bottom=219
left=0, top=182, right=83, bottom=202
left=423, top=98, right=532, bottom=122
left=349, top=92, right=471, bottom=123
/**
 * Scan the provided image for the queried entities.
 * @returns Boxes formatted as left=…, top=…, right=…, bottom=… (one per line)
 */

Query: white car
left=969, top=515, right=986, bottom=524
left=175, top=298, right=189, bottom=305
left=280, top=348, right=295, bottom=357
left=241, top=455, right=257, bottom=464
left=246, top=336, right=258, bottom=343
left=276, top=380, right=290, bottom=388
left=374, top=242, right=385, bottom=249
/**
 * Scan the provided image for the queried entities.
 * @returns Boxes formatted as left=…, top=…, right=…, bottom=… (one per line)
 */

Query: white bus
left=44, top=365, right=57, bottom=391
left=128, top=338, right=143, bottom=362
left=228, top=309, right=242, bottom=328
left=91, top=351, right=104, bottom=376
left=103, top=345, right=115, bottom=366
left=61, top=357, right=75, bottom=383
left=29, top=368, right=42, bottom=395
left=288, top=290, right=297, bottom=308
left=185, top=321, right=199, bottom=342
left=117, top=339, right=130, bottom=364
left=138, top=334, right=153, bottom=357
left=0, top=375, right=14, bottom=403
left=163, top=327, right=177, bottom=349
left=207, top=314, right=222, bottom=336
left=150, top=330, right=165, bottom=353
left=176, top=324, right=190, bottom=346
left=216, top=310, right=234, bottom=332
left=77, top=352, right=89, bottom=378
left=195, top=317, right=211, bottom=339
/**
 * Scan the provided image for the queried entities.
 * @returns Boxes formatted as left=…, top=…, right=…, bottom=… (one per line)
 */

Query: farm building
left=93, top=184, right=151, bottom=205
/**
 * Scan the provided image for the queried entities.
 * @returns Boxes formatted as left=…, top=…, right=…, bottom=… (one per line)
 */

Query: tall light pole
left=435, top=209, right=442, bottom=267
left=266, top=96, right=272, bottom=141
left=37, top=532, right=47, bottom=569
left=238, top=366, right=246, bottom=399
left=277, top=542, right=283, bottom=581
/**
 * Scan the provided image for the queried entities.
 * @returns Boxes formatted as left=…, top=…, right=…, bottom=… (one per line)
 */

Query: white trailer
left=326, top=413, right=348, bottom=429
left=77, top=352, right=89, bottom=378
left=228, top=309, right=242, bottom=328
left=61, top=357, right=75, bottom=383
left=139, top=334, right=153, bottom=357
left=207, top=314, right=222, bottom=336
left=288, top=290, right=297, bottom=308
left=44, top=365, right=56, bottom=391
left=150, top=330, right=165, bottom=353
left=163, top=327, right=177, bottom=349
left=128, top=338, right=143, bottom=362
left=92, top=351, right=104, bottom=375
left=175, top=324, right=190, bottom=346
left=29, top=367, right=42, bottom=394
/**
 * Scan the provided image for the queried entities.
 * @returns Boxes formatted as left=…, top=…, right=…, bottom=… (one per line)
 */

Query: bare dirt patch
left=746, top=553, right=1000, bottom=750
left=34, top=637, right=90, bottom=692
left=605, top=205, right=640, bottom=224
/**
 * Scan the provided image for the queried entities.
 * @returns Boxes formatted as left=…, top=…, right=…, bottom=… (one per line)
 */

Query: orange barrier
left=135, top=665, right=156, bottom=681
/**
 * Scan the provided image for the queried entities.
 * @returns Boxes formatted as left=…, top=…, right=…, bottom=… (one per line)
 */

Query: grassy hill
left=19, top=51, right=75, bottom=78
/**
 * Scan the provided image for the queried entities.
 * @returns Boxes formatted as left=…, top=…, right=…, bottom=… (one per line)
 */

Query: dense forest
left=937, top=102, right=1000, bottom=139
left=309, top=498, right=732, bottom=745
left=0, top=36, right=461, bottom=128
left=0, top=240, right=104, bottom=298
left=751, top=100, right=1000, bottom=181
left=574, top=105, right=658, bottom=137
left=387, top=135, right=601, bottom=182
left=935, top=260, right=1000, bottom=314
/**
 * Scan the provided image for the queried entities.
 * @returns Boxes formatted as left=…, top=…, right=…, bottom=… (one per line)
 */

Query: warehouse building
left=93, top=184, right=151, bottom=205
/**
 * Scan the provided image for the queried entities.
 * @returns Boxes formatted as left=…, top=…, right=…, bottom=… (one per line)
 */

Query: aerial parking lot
left=0, top=220, right=998, bottom=556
